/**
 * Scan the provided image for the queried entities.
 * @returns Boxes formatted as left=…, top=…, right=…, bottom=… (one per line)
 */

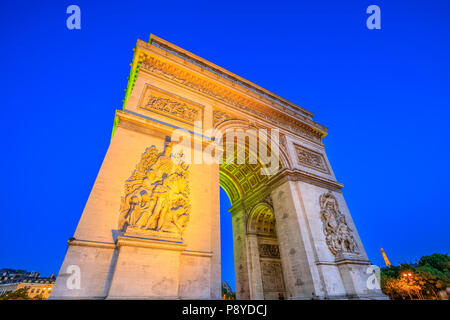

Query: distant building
left=0, top=268, right=39, bottom=282
left=0, top=268, right=55, bottom=299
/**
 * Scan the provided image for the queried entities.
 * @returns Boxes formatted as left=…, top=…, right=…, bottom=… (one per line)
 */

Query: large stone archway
left=216, top=120, right=289, bottom=300
left=50, top=35, right=386, bottom=300
left=218, top=140, right=285, bottom=299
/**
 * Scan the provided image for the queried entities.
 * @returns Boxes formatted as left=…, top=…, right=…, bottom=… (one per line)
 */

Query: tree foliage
left=381, top=253, right=450, bottom=300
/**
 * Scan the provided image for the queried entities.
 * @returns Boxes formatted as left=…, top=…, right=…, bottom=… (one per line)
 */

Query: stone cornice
left=149, top=35, right=314, bottom=119
left=315, top=258, right=370, bottom=267
left=116, top=236, right=187, bottom=251
left=116, top=109, right=178, bottom=139
left=181, top=250, right=214, bottom=258
left=268, top=168, right=344, bottom=192
left=229, top=200, right=246, bottom=216
left=68, top=239, right=116, bottom=249
left=130, top=38, right=327, bottom=144
left=115, top=110, right=213, bottom=147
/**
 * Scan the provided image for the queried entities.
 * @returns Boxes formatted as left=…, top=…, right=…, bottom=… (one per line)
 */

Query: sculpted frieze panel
left=320, top=191, right=358, bottom=255
left=295, top=144, right=330, bottom=174
left=118, top=143, right=190, bottom=237
left=259, top=244, right=280, bottom=258
left=138, top=85, right=202, bottom=124
left=139, top=54, right=323, bottom=143
left=213, top=109, right=239, bottom=126
left=261, top=261, right=285, bottom=292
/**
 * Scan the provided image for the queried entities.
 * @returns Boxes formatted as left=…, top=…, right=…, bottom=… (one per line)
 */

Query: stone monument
left=50, top=35, right=387, bottom=300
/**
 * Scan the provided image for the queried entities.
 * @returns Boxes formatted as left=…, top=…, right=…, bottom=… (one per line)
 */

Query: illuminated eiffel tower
left=380, top=248, right=391, bottom=267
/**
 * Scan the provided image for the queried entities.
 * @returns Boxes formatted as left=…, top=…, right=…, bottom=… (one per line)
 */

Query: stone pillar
left=51, top=110, right=220, bottom=299
left=107, top=237, right=186, bottom=299
left=230, top=204, right=250, bottom=300
left=247, top=234, right=264, bottom=299
left=50, top=240, right=116, bottom=299
left=334, top=252, right=377, bottom=298
left=294, top=180, right=388, bottom=299
left=270, top=179, right=324, bottom=299
left=209, top=163, right=222, bottom=300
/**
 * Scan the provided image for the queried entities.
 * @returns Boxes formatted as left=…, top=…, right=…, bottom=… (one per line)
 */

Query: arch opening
left=217, top=127, right=287, bottom=300
left=219, top=186, right=236, bottom=299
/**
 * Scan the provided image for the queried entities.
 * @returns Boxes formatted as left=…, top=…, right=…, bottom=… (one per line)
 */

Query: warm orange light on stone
left=50, top=35, right=387, bottom=300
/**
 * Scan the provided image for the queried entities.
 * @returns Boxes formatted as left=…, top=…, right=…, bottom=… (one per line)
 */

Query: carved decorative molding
left=118, top=143, right=190, bottom=237
left=259, top=244, right=280, bottom=258
left=221, top=161, right=270, bottom=197
left=139, top=54, right=324, bottom=143
left=265, top=168, right=343, bottom=196
left=263, top=194, right=273, bottom=209
left=320, top=191, right=358, bottom=255
left=295, top=144, right=330, bottom=174
left=139, top=85, right=202, bottom=124
left=279, top=134, right=287, bottom=152
left=150, top=38, right=315, bottom=118
left=247, top=204, right=276, bottom=236
left=213, top=109, right=238, bottom=126
left=144, top=95, right=199, bottom=122
left=261, top=261, right=285, bottom=292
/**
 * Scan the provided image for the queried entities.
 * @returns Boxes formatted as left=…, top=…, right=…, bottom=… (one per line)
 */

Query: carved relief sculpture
left=51, top=36, right=387, bottom=300
left=213, top=109, right=236, bottom=126
left=261, top=261, right=285, bottom=292
left=139, top=85, right=201, bottom=124
left=140, top=54, right=324, bottom=143
left=279, top=134, right=287, bottom=152
left=295, top=144, right=330, bottom=174
left=259, top=244, right=280, bottom=258
left=319, top=191, right=358, bottom=255
left=118, top=142, right=190, bottom=236
left=144, top=95, right=199, bottom=123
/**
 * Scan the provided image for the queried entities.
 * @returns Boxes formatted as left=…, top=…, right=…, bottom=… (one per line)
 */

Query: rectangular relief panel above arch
left=292, top=142, right=338, bottom=181
left=137, top=84, right=205, bottom=129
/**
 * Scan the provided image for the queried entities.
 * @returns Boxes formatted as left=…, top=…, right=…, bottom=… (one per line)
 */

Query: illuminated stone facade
left=50, top=35, right=386, bottom=300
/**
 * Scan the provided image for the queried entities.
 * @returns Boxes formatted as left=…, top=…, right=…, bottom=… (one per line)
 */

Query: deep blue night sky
left=1, top=1, right=449, bottom=291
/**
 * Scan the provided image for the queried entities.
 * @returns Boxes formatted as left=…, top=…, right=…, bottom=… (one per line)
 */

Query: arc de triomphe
left=51, top=35, right=386, bottom=300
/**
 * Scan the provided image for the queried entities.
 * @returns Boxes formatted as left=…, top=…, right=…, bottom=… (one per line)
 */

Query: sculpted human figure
left=321, top=204, right=340, bottom=253
left=157, top=170, right=189, bottom=233
left=144, top=179, right=171, bottom=230
left=118, top=143, right=190, bottom=235
left=321, top=209, right=337, bottom=234
left=122, top=178, right=153, bottom=228
left=126, top=195, right=141, bottom=226
left=146, top=143, right=175, bottom=180
left=320, top=191, right=358, bottom=255
left=336, top=214, right=358, bottom=253
left=134, top=190, right=153, bottom=228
